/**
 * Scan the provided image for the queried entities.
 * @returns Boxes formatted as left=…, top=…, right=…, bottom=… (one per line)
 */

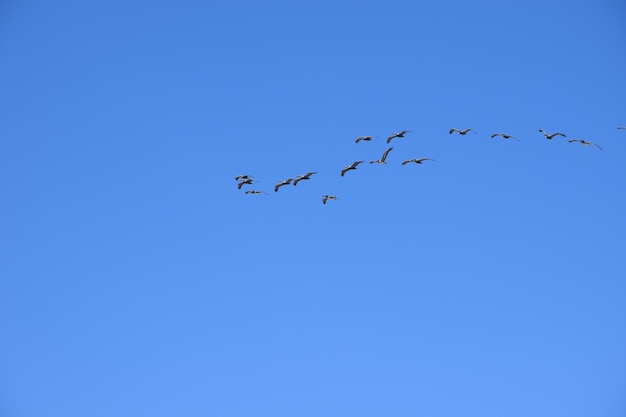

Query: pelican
left=355, top=135, right=375, bottom=143
left=235, top=174, right=253, bottom=181
left=539, top=129, right=566, bottom=139
left=274, top=178, right=294, bottom=192
left=386, top=130, right=411, bottom=143
left=322, top=195, right=338, bottom=204
left=568, top=139, right=602, bottom=150
left=449, top=128, right=475, bottom=135
left=341, top=161, right=364, bottom=177
left=237, top=178, right=254, bottom=189
left=370, top=147, right=393, bottom=164
left=293, top=171, right=317, bottom=186
left=401, top=158, right=435, bottom=165
left=491, top=133, right=520, bottom=142
left=245, top=190, right=268, bottom=195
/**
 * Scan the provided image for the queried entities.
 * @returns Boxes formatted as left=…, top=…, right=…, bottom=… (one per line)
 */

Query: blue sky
left=1, top=1, right=626, bottom=416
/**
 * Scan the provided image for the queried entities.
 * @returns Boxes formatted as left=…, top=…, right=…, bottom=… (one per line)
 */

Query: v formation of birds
left=236, top=127, right=622, bottom=203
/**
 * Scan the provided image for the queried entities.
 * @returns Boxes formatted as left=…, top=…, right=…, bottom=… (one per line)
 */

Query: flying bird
left=387, top=130, right=411, bottom=143
left=449, top=128, right=475, bottom=135
left=401, top=158, right=435, bottom=165
left=293, top=171, right=317, bottom=186
left=235, top=174, right=253, bottom=181
left=245, top=190, right=267, bottom=195
left=274, top=178, right=294, bottom=192
left=491, top=133, right=520, bottom=142
left=618, top=126, right=626, bottom=130
left=237, top=178, right=254, bottom=189
left=568, top=139, right=602, bottom=150
left=341, top=160, right=364, bottom=177
left=355, top=135, right=375, bottom=143
left=322, top=195, right=338, bottom=204
left=370, top=147, right=393, bottom=164
left=539, top=129, right=566, bottom=139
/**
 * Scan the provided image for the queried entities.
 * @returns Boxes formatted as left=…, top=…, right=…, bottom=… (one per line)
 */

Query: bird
left=401, top=157, right=435, bottom=165
left=568, top=139, right=602, bottom=150
left=245, top=190, right=267, bottom=195
left=355, top=135, right=375, bottom=143
left=618, top=126, right=626, bottom=130
left=235, top=174, right=253, bottom=181
left=449, top=128, right=475, bottom=135
left=237, top=178, right=254, bottom=189
left=387, top=130, right=411, bottom=143
left=539, top=129, right=566, bottom=139
left=293, top=171, right=317, bottom=186
left=341, top=160, right=364, bottom=177
left=322, top=195, right=338, bottom=204
left=370, top=147, right=393, bottom=164
left=491, top=133, right=520, bottom=142
left=274, top=178, right=293, bottom=192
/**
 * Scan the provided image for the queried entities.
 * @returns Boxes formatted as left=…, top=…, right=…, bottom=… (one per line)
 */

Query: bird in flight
left=274, top=178, right=294, bottom=192
left=355, top=135, right=375, bottom=143
left=322, top=195, right=338, bottom=204
left=618, top=126, right=626, bottom=130
left=245, top=190, right=267, bottom=195
left=387, top=130, right=411, bottom=143
left=449, top=128, right=475, bottom=135
left=401, top=157, right=435, bottom=165
left=341, top=160, right=364, bottom=177
left=293, top=171, right=317, bottom=186
left=237, top=178, right=254, bottom=189
left=235, top=174, right=253, bottom=181
left=568, top=139, right=602, bottom=150
left=491, top=133, right=520, bottom=142
left=370, top=147, right=393, bottom=164
left=539, top=129, right=566, bottom=139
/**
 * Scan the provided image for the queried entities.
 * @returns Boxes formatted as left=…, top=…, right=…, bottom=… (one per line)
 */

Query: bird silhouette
left=491, top=133, right=520, bottom=142
left=618, top=126, right=626, bottom=130
left=235, top=174, right=253, bottom=181
left=237, top=178, right=254, bottom=189
left=355, top=135, right=375, bottom=143
left=341, top=161, right=364, bottom=177
left=386, top=130, right=411, bottom=143
left=322, top=195, right=338, bottom=204
left=293, top=171, right=317, bottom=186
left=401, top=157, right=435, bottom=165
left=245, top=190, right=268, bottom=195
left=274, top=178, right=294, bottom=192
left=449, top=128, right=475, bottom=135
left=568, top=139, right=602, bottom=150
left=370, top=147, right=393, bottom=164
left=539, top=129, right=566, bottom=139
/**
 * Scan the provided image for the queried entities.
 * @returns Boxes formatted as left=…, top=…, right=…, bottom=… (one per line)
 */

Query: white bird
left=539, top=129, right=566, bottom=139
left=322, top=195, right=338, bottom=204
left=355, top=135, right=375, bottom=143
left=491, top=133, right=520, bottom=142
left=245, top=190, right=268, bottom=195
left=237, top=178, right=254, bottom=189
left=449, top=128, right=475, bottom=135
left=370, top=147, right=393, bottom=164
left=568, top=139, right=602, bottom=150
left=387, top=130, right=411, bottom=143
left=274, top=178, right=294, bottom=192
left=293, top=171, right=317, bottom=186
left=401, top=157, right=435, bottom=165
left=341, top=161, right=364, bottom=177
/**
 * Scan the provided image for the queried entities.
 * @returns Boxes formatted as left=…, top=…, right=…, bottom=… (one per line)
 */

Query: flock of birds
left=236, top=127, right=625, bottom=204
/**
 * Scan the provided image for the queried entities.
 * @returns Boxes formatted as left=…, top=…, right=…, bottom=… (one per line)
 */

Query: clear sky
left=1, top=1, right=626, bottom=416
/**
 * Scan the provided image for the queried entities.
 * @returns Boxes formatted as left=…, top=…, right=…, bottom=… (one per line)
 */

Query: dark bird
left=568, top=139, right=602, bottom=150
left=401, top=157, right=435, bottom=165
left=491, top=133, right=520, bottom=142
left=341, top=160, right=364, bottom=177
left=293, top=171, right=317, bottom=186
left=274, top=178, right=294, bottom=192
left=245, top=190, right=267, bottom=195
left=355, top=135, right=375, bottom=143
left=237, top=178, right=254, bottom=189
left=235, top=174, right=253, bottom=181
left=449, top=128, right=475, bottom=135
left=322, top=195, right=338, bottom=204
left=370, top=147, right=393, bottom=164
left=539, top=129, right=566, bottom=139
left=386, top=130, right=411, bottom=143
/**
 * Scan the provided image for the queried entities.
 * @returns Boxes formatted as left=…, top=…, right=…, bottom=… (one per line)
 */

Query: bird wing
left=449, top=128, right=457, bottom=134
left=386, top=135, right=396, bottom=143
left=293, top=177, right=302, bottom=186
left=381, top=147, right=393, bottom=162
left=568, top=139, right=579, bottom=143
left=322, top=196, right=328, bottom=204
left=352, top=160, right=363, bottom=167
left=593, top=143, right=603, bottom=150
left=490, top=133, right=499, bottom=138
left=341, top=168, right=348, bottom=177
left=401, top=159, right=412, bottom=165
